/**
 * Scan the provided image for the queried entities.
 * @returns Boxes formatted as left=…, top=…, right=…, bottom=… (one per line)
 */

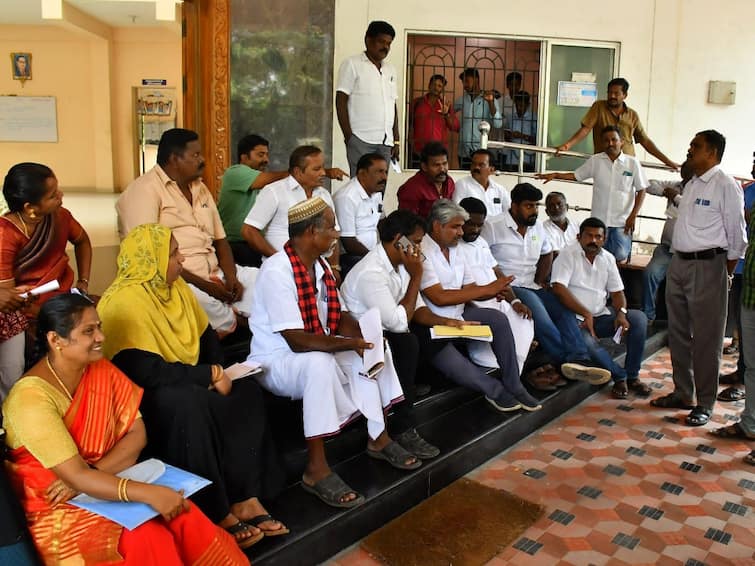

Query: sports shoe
left=485, top=396, right=521, bottom=412
left=560, top=362, right=612, bottom=385
left=395, top=429, right=440, bottom=459
left=514, top=390, right=543, bottom=412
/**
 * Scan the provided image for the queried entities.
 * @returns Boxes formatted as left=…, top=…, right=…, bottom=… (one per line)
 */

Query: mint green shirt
left=217, top=164, right=261, bottom=242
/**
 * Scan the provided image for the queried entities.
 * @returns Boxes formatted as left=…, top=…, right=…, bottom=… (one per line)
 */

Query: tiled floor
left=326, top=348, right=755, bottom=566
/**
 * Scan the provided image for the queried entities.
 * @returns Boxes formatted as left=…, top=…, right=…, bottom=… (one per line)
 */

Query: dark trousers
left=229, top=240, right=262, bottom=268
left=385, top=331, right=419, bottom=435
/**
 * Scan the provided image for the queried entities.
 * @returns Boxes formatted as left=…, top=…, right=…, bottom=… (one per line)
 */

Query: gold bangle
left=117, top=477, right=125, bottom=501
left=122, top=478, right=130, bottom=503
left=211, top=365, right=224, bottom=384
left=77, top=278, right=89, bottom=284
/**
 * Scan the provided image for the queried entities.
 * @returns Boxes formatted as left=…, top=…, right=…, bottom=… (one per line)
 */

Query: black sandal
left=247, top=513, right=290, bottom=537
left=650, top=393, right=695, bottom=410
left=301, top=473, right=365, bottom=509
left=685, top=406, right=712, bottom=427
left=367, top=441, right=422, bottom=470
left=224, top=521, right=264, bottom=549
left=717, top=387, right=745, bottom=402
left=628, top=380, right=652, bottom=397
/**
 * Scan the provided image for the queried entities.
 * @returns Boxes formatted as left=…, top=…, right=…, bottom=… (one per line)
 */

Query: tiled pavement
left=326, top=348, right=755, bottom=565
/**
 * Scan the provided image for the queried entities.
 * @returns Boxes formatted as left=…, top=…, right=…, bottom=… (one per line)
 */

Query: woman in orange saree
left=2, top=294, right=248, bottom=565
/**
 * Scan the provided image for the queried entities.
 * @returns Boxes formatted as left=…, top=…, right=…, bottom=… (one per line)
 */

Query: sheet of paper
left=430, top=325, right=493, bottom=342
left=390, top=158, right=402, bottom=174
left=20, top=279, right=59, bottom=298
left=224, top=361, right=262, bottom=381
left=613, top=325, right=624, bottom=344
left=358, top=307, right=385, bottom=378
left=69, top=460, right=211, bottom=530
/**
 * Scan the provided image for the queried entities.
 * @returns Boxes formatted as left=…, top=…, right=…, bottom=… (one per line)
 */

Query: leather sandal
left=367, top=441, right=422, bottom=470
left=627, top=379, right=652, bottom=397
left=650, top=393, right=695, bottom=410
left=247, top=514, right=290, bottom=537
left=717, top=386, right=745, bottom=402
left=709, top=422, right=755, bottom=440
left=745, top=450, right=755, bottom=466
left=611, top=381, right=628, bottom=399
left=301, top=473, right=365, bottom=509
left=685, top=406, right=712, bottom=427
left=224, top=521, right=264, bottom=549
left=719, top=371, right=743, bottom=385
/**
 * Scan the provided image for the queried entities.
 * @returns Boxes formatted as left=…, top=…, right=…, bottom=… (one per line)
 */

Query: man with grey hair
left=542, top=191, right=578, bottom=254
left=414, top=198, right=542, bottom=412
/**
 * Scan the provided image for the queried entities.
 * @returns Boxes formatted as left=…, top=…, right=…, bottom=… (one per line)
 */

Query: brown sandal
left=627, top=379, right=652, bottom=397
left=709, top=422, right=754, bottom=440
left=611, top=381, right=628, bottom=399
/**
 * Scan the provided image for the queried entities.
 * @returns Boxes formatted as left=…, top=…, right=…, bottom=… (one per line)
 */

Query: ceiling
left=0, top=0, right=180, bottom=28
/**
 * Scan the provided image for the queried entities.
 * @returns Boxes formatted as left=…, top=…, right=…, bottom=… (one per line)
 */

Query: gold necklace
left=46, top=356, right=73, bottom=402
left=15, top=213, right=29, bottom=238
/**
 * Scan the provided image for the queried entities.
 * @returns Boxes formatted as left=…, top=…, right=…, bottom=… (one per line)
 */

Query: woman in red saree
left=2, top=294, right=248, bottom=565
left=0, top=162, right=93, bottom=398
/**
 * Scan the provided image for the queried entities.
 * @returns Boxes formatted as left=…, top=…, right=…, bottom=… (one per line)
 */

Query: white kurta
left=248, top=251, right=403, bottom=439
left=458, top=238, right=534, bottom=373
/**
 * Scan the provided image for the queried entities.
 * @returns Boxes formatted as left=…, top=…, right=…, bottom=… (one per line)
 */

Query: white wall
left=331, top=0, right=755, bottom=227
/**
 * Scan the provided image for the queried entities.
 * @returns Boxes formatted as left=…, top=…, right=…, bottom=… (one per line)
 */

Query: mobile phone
left=397, top=236, right=426, bottom=261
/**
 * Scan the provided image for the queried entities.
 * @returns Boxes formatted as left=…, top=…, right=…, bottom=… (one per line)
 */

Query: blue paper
left=69, top=464, right=211, bottom=530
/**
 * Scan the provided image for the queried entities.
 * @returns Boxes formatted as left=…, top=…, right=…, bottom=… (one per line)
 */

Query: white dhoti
left=188, top=264, right=258, bottom=333
left=252, top=347, right=404, bottom=440
left=467, top=299, right=534, bottom=374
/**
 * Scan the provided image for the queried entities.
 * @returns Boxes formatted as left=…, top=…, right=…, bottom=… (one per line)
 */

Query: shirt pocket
left=688, top=199, right=719, bottom=229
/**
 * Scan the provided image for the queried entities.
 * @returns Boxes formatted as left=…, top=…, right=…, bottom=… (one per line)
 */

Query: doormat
left=361, top=477, right=544, bottom=565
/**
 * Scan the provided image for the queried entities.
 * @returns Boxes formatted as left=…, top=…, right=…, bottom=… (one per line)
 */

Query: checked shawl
left=284, top=241, right=340, bottom=335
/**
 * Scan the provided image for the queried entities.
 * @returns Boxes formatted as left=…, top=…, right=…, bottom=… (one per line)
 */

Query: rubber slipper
left=247, top=513, right=290, bottom=537
left=685, top=407, right=712, bottom=427
left=708, top=422, right=754, bottom=440
left=301, top=473, right=365, bottom=509
left=650, top=393, right=695, bottom=410
left=224, top=521, right=264, bottom=549
left=367, top=441, right=422, bottom=470
left=611, top=381, right=629, bottom=399
left=717, top=386, right=745, bottom=402
left=627, top=379, right=652, bottom=397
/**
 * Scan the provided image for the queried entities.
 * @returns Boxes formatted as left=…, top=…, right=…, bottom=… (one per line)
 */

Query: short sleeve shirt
left=419, top=234, right=475, bottom=319
left=333, top=177, right=383, bottom=251
left=581, top=101, right=647, bottom=156
left=574, top=153, right=647, bottom=227
left=244, top=176, right=338, bottom=254
left=481, top=210, right=552, bottom=289
left=217, top=164, right=262, bottom=243
left=452, top=176, right=510, bottom=217
left=542, top=217, right=579, bottom=252
left=550, top=242, right=624, bottom=317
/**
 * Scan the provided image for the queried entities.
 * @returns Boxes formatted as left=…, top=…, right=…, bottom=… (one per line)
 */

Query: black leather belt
left=676, top=247, right=726, bottom=260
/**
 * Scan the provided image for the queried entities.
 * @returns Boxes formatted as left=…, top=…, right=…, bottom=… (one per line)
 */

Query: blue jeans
left=605, top=227, right=632, bottom=262
left=580, top=307, right=647, bottom=382
left=642, top=244, right=672, bottom=321
left=513, top=286, right=588, bottom=363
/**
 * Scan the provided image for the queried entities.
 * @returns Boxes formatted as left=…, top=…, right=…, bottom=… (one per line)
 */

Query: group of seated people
left=0, top=123, right=691, bottom=564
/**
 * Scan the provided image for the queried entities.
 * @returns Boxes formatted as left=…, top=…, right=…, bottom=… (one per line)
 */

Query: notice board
left=0, top=96, right=58, bottom=142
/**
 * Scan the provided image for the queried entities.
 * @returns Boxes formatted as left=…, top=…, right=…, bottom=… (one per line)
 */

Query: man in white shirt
left=249, top=197, right=416, bottom=510
left=550, top=217, right=650, bottom=399
left=336, top=21, right=399, bottom=176
left=537, top=125, right=648, bottom=263
left=452, top=149, right=510, bottom=217
left=650, top=130, right=747, bottom=427
left=342, top=210, right=452, bottom=460
left=457, top=197, right=555, bottom=390
left=333, top=153, right=386, bottom=273
left=482, top=183, right=610, bottom=384
left=242, top=145, right=341, bottom=273
left=417, top=199, right=542, bottom=412
left=542, top=191, right=578, bottom=255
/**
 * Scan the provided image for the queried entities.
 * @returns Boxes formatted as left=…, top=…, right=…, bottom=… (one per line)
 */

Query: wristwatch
left=619, top=307, right=628, bottom=315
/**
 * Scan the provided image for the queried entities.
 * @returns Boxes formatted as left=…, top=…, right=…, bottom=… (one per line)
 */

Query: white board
left=556, top=81, right=598, bottom=108
left=0, top=96, right=58, bottom=142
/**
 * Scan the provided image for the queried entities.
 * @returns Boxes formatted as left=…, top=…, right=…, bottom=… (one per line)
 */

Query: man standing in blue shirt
left=454, top=68, right=503, bottom=169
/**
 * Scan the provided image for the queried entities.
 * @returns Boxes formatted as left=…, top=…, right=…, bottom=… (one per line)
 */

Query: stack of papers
left=223, top=361, right=262, bottom=381
left=430, top=325, right=493, bottom=342
left=358, top=308, right=385, bottom=379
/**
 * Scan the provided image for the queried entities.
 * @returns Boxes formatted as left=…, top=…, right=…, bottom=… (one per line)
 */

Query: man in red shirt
left=397, top=142, right=455, bottom=218
left=410, top=74, right=459, bottom=166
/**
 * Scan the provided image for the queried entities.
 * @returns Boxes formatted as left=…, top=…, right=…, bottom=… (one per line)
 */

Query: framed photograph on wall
left=11, top=52, right=32, bottom=81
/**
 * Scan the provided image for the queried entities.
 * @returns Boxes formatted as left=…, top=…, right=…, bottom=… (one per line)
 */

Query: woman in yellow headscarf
left=98, top=224, right=286, bottom=549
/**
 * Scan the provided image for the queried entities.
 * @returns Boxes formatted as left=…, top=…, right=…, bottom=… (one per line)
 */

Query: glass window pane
left=229, top=0, right=335, bottom=170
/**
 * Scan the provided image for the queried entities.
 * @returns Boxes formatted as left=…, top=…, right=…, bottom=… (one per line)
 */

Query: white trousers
left=0, top=332, right=25, bottom=401
left=188, top=265, right=258, bottom=333
left=467, top=299, right=534, bottom=374
left=252, top=347, right=404, bottom=440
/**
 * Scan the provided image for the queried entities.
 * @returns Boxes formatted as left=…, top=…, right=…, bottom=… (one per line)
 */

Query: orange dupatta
left=6, top=359, right=143, bottom=565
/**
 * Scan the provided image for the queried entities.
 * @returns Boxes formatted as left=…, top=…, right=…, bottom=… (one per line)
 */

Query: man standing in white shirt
left=342, top=210, right=450, bottom=460
left=333, top=153, right=387, bottom=272
left=550, top=217, right=650, bottom=399
left=452, top=149, right=510, bottom=217
left=336, top=21, right=399, bottom=176
left=537, top=125, right=648, bottom=262
left=542, top=191, right=578, bottom=255
left=650, top=130, right=747, bottom=427
left=242, top=146, right=341, bottom=273
left=249, top=197, right=417, bottom=509
left=417, top=199, right=542, bottom=412
left=482, top=183, right=611, bottom=384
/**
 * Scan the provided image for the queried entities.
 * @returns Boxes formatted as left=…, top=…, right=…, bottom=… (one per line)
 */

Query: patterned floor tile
left=326, top=348, right=755, bottom=566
